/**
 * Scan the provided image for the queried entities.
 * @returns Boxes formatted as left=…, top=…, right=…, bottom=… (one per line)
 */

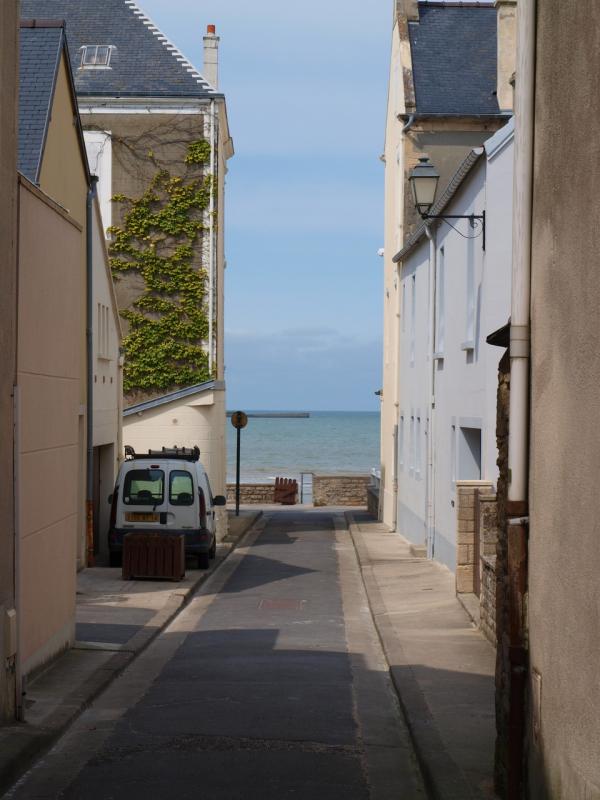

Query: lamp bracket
left=421, top=210, right=486, bottom=250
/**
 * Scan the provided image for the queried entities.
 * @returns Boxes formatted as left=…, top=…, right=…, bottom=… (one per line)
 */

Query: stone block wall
left=226, top=484, right=274, bottom=504
left=312, top=474, right=370, bottom=507
left=455, top=480, right=494, bottom=594
left=478, top=493, right=499, bottom=645
left=480, top=555, right=497, bottom=644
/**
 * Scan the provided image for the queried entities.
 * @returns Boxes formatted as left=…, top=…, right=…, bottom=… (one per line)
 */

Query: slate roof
left=21, top=0, right=216, bottom=99
left=409, top=3, right=501, bottom=116
left=18, top=24, right=64, bottom=182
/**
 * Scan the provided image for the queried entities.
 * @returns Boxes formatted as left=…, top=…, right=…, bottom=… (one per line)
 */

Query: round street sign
left=231, top=411, right=248, bottom=430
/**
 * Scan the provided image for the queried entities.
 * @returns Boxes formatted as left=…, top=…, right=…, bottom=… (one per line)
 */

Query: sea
left=226, top=411, right=380, bottom=498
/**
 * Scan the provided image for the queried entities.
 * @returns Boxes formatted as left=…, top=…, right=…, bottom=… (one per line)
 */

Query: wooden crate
left=122, top=533, right=185, bottom=581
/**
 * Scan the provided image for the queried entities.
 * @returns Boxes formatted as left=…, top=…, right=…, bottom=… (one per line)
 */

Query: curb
left=0, top=511, right=263, bottom=798
left=345, top=511, right=480, bottom=800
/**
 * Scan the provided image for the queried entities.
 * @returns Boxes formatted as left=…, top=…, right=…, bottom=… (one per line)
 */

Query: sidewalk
left=347, top=511, right=497, bottom=800
left=0, top=509, right=261, bottom=797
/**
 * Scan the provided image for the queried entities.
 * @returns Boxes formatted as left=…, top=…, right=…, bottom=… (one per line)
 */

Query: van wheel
left=109, top=552, right=122, bottom=568
left=209, top=539, right=216, bottom=559
left=198, top=553, right=210, bottom=570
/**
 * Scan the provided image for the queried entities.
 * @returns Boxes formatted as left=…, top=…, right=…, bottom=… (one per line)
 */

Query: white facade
left=396, top=121, right=514, bottom=571
left=91, top=198, right=123, bottom=564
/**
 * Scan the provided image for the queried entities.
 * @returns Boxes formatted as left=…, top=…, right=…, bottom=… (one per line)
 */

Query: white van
left=108, top=446, right=226, bottom=569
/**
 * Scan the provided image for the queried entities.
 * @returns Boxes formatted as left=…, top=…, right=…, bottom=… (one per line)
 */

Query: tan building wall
left=38, top=52, right=89, bottom=571
left=17, top=179, right=83, bottom=676
left=525, top=2, right=600, bottom=796
left=0, top=0, right=19, bottom=723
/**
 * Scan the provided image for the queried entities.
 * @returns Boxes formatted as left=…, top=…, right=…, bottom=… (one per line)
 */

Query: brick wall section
left=312, top=475, right=370, bottom=507
left=226, top=484, right=274, bottom=504
left=455, top=480, right=494, bottom=594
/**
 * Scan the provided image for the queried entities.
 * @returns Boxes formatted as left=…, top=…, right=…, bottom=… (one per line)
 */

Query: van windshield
left=169, top=471, right=194, bottom=506
left=123, top=469, right=164, bottom=506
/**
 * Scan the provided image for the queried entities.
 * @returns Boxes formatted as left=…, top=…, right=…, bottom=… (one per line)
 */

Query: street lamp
left=408, top=155, right=486, bottom=250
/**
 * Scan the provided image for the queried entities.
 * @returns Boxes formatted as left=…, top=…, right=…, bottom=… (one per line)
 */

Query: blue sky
left=141, top=0, right=390, bottom=410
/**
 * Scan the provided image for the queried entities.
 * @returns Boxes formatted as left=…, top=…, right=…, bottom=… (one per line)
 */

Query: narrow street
left=7, top=511, right=425, bottom=800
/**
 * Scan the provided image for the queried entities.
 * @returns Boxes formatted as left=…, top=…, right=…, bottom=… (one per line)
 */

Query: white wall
left=395, top=124, right=513, bottom=571
left=396, top=237, right=430, bottom=548
left=84, top=130, right=112, bottom=233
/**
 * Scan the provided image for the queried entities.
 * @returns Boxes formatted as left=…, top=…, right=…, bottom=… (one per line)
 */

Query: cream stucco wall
left=123, top=388, right=227, bottom=538
left=17, top=180, right=82, bottom=675
left=525, top=2, right=600, bottom=796
left=380, top=17, right=406, bottom=528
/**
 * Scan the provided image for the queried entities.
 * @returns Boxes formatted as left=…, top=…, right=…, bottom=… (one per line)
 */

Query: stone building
left=22, top=0, right=234, bottom=527
left=379, top=0, right=515, bottom=532
left=391, top=121, right=513, bottom=580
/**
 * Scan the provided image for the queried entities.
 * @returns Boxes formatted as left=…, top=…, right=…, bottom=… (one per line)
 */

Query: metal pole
left=235, top=426, right=241, bottom=516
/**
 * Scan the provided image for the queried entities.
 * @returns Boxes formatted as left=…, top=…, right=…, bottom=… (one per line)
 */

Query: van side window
left=169, top=471, right=194, bottom=506
left=123, top=469, right=164, bottom=506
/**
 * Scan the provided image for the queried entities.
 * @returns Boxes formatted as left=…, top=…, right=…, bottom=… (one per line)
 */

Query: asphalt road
left=5, top=510, right=425, bottom=800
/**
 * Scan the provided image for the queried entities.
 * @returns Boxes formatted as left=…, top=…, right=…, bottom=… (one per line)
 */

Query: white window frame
left=410, top=274, right=416, bottom=366
left=399, top=415, right=405, bottom=470
left=415, top=416, right=422, bottom=479
left=80, top=45, right=114, bottom=70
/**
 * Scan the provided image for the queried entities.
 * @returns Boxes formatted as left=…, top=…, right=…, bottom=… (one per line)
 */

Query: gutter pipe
left=506, top=1, right=536, bottom=797
left=424, top=225, right=436, bottom=558
left=208, top=99, right=216, bottom=374
left=402, top=113, right=416, bottom=133
left=86, top=176, right=98, bottom=568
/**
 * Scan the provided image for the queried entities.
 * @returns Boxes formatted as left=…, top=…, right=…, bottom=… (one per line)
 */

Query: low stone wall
left=226, top=484, right=273, bottom=504
left=367, top=486, right=379, bottom=518
left=312, top=474, right=370, bottom=507
left=455, top=480, right=494, bottom=594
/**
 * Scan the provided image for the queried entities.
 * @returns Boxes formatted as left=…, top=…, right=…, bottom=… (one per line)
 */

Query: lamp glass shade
left=409, top=156, right=440, bottom=216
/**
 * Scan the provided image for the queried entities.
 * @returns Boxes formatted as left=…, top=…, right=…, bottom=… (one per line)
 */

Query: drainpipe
left=208, top=99, right=216, bottom=374
left=506, top=0, right=536, bottom=796
left=86, top=177, right=98, bottom=568
left=425, top=224, right=436, bottom=557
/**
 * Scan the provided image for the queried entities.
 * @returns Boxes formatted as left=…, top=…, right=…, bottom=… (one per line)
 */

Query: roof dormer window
left=80, top=45, right=113, bottom=69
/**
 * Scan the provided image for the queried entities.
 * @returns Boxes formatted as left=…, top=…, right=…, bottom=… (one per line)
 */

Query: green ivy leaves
left=108, top=141, right=214, bottom=394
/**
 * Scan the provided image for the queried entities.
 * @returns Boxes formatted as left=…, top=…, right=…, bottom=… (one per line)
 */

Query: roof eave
left=123, top=379, right=225, bottom=416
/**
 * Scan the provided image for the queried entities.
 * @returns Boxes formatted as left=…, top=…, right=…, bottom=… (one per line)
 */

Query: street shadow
left=219, top=554, right=317, bottom=595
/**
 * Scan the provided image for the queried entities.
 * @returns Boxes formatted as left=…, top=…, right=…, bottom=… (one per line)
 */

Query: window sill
left=97, top=355, right=113, bottom=362
left=433, top=352, right=444, bottom=361
left=461, top=341, right=475, bottom=352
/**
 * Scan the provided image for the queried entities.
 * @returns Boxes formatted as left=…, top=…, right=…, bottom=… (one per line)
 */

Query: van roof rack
left=124, top=445, right=201, bottom=462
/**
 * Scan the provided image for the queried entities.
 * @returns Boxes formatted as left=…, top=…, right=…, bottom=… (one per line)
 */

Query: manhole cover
left=259, top=599, right=306, bottom=611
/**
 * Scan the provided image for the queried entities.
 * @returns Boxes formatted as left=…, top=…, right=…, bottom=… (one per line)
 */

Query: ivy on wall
left=108, top=140, right=213, bottom=394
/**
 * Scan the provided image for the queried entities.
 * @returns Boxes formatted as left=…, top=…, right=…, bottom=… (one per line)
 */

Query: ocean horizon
left=226, top=410, right=380, bottom=485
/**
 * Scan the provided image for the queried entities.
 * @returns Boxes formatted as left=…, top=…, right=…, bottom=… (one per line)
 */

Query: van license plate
left=125, top=512, right=159, bottom=522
